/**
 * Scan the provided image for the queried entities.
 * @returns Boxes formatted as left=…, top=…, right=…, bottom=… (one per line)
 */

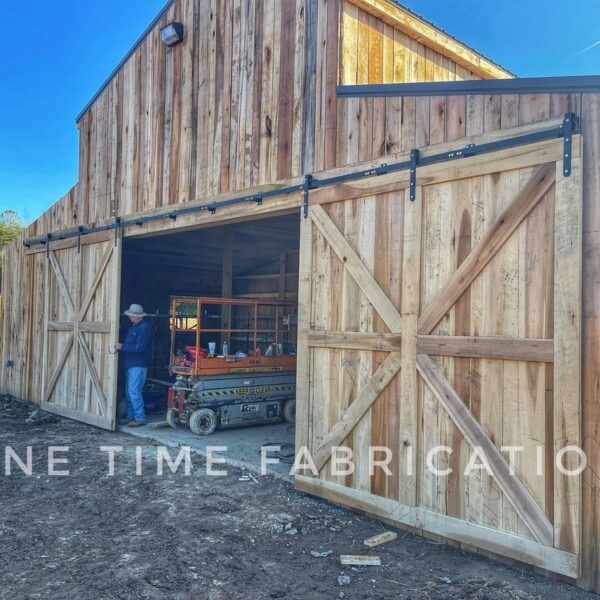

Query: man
left=113, top=304, right=154, bottom=427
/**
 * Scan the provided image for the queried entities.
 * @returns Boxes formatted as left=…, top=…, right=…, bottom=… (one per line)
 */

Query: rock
left=310, top=549, right=333, bottom=558
left=261, top=561, right=278, bottom=575
left=338, top=575, right=351, bottom=586
left=26, top=409, right=39, bottom=423
left=284, top=528, right=298, bottom=536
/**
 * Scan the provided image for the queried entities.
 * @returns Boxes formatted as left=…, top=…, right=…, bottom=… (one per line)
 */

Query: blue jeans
left=126, top=367, right=148, bottom=421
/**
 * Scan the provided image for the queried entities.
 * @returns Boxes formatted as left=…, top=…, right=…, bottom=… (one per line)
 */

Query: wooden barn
left=2, top=0, right=600, bottom=591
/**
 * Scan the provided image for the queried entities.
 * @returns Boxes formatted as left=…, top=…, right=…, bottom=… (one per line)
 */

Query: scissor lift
left=167, top=297, right=297, bottom=435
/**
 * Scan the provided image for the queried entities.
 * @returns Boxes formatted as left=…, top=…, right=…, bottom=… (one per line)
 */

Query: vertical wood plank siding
left=74, top=0, right=308, bottom=221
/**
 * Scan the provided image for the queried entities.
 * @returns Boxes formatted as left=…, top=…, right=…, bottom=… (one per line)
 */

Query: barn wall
left=26, top=185, right=81, bottom=237
left=2, top=0, right=502, bottom=407
left=18, top=0, right=508, bottom=240
left=0, top=235, right=45, bottom=403
left=76, top=0, right=308, bottom=222
left=2, top=0, right=599, bottom=590
left=0, top=185, right=82, bottom=402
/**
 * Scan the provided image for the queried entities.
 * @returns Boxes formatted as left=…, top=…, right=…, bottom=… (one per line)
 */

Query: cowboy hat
left=124, top=303, right=147, bottom=317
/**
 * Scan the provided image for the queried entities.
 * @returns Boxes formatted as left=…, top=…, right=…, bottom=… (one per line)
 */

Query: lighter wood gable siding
left=339, top=0, right=483, bottom=87
left=346, top=0, right=512, bottom=80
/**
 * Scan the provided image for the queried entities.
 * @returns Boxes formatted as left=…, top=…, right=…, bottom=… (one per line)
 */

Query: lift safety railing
left=24, top=112, right=579, bottom=250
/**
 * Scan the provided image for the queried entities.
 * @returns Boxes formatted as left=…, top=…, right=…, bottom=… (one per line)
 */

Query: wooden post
left=221, top=228, right=233, bottom=348
left=278, top=251, right=287, bottom=300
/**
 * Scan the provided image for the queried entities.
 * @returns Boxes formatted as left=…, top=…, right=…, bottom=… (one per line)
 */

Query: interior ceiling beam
left=127, top=248, right=297, bottom=262
left=128, top=234, right=299, bottom=253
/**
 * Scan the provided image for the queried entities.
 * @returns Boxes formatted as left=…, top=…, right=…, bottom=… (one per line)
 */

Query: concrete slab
left=120, top=416, right=296, bottom=481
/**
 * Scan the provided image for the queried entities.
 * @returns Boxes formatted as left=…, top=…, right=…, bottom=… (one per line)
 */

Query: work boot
left=118, top=418, right=130, bottom=425
left=128, top=420, right=147, bottom=427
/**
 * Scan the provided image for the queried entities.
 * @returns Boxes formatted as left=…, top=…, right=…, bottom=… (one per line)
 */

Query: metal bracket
left=251, top=193, right=263, bottom=206
left=409, top=149, right=419, bottom=200
left=208, top=205, right=217, bottom=215
left=303, top=174, right=313, bottom=219
left=447, top=143, right=476, bottom=159
left=168, top=212, right=177, bottom=221
left=561, top=112, right=577, bottom=177
left=44, top=233, right=53, bottom=258
left=114, top=217, right=121, bottom=246
left=77, top=226, right=84, bottom=253
left=363, top=163, right=390, bottom=177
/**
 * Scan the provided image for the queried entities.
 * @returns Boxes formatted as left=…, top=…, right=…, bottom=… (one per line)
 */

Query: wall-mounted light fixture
left=160, top=22, right=184, bottom=47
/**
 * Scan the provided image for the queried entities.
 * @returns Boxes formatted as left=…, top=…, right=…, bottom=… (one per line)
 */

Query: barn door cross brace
left=23, top=113, right=579, bottom=247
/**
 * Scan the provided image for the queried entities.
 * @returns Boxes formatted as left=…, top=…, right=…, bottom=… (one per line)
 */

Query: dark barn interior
left=119, top=213, right=300, bottom=413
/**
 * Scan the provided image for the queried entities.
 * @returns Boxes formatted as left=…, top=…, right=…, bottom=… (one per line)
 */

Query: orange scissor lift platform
left=169, top=296, right=297, bottom=376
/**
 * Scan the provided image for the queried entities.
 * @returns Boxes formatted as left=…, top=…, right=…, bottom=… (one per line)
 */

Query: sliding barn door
left=296, top=121, right=582, bottom=577
left=41, top=237, right=121, bottom=430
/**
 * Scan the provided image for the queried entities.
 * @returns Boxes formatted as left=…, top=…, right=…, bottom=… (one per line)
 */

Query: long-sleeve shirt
left=120, top=319, right=154, bottom=369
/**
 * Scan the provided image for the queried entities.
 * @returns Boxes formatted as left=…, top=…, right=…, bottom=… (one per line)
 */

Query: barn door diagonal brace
left=23, top=113, right=579, bottom=247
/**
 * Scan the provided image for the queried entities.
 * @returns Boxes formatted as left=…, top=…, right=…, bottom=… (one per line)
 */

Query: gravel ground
left=0, top=395, right=595, bottom=600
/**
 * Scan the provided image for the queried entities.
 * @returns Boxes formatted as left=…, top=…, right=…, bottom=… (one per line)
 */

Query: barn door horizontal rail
left=23, top=112, right=578, bottom=248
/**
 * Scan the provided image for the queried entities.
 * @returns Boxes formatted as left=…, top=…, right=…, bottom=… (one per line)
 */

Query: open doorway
left=118, top=213, right=300, bottom=476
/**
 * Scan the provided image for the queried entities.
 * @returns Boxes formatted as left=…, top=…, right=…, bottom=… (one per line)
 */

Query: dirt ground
left=0, top=395, right=595, bottom=600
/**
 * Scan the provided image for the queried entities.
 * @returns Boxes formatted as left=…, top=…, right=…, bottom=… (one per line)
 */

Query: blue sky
left=1, top=0, right=599, bottom=223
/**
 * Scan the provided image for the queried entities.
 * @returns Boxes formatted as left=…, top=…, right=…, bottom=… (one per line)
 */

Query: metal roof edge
left=337, top=75, right=600, bottom=97
left=75, top=0, right=175, bottom=124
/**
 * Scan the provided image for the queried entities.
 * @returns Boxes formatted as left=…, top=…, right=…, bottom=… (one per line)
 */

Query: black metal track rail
left=337, top=75, right=600, bottom=98
left=24, top=112, right=579, bottom=249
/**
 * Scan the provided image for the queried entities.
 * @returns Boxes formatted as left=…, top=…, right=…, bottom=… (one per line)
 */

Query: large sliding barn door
left=41, top=237, right=121, bottom=430
left=296, top=121, right=582, bottom=577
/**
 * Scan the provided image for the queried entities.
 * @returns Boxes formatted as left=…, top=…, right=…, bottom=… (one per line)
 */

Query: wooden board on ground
left=340, top=555, right=382, bottom=566
left=364, top=531, right=398, bottom=547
